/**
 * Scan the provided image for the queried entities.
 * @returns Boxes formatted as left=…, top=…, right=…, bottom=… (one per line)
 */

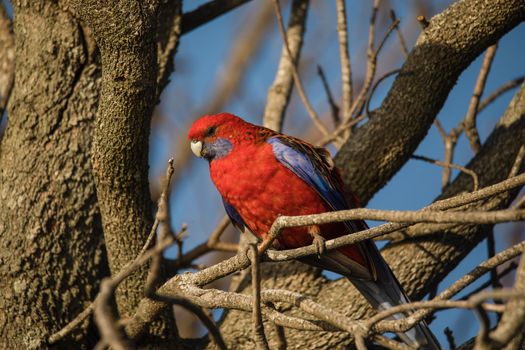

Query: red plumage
left=188, top=113, right=440, bottom=349
left=188, top=113, right=367, bottom=267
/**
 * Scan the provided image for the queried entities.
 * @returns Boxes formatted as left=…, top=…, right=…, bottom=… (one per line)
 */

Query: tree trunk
left=0, top=2, right=105, bottom=348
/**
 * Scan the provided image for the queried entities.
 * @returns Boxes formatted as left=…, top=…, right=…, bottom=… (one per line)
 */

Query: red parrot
left=188, top=113, right=439, bottom=349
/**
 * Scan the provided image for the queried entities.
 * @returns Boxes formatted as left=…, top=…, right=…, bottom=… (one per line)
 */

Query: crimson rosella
left=188, top=113, right=440, bottom=349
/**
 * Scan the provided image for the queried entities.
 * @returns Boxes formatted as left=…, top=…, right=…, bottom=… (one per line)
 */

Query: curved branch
left=263, top=0, right=310, bottom=132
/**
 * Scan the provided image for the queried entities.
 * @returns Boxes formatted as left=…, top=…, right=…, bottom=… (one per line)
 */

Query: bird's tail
left=348, top=242, right=440, bottom=350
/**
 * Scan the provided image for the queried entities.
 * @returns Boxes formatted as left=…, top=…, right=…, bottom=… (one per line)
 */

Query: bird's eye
left=204, top=126, right=217, bottom=137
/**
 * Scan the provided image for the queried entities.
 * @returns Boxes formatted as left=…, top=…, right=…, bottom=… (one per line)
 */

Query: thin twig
left=412, top=154, right=479, bottom=191
left=417, top=15, right=429, bottom=29
left=366, top=290, right=525, bottom=336
left=132, top=220, right=525, bottom=346
left=94, top=279, right=136, bottom=350
left=148, top=292, right=227, bottom=350
left=344, top=0, right=383, bottom=122
left=464, top=44, right=498, bottom=154
left=248, top=244, right=270, bottom=350
left=355, top=334, right=368, bottom=350
left=141, top=158, right=175, bottom=256
left=261, top=207, right=525, bottom=258
left=164, top=215, right=236, bottom=275
left=335, top=0, right=353, bottom=118
left=390, top=9, right=408, bottom=58
left=509, top=145, right=525, bottom=179
left=486, top=227, right=501, bottom=295
left=270, top=0, right=329, bottom=136
left=330, top=3, right=405, bottom=146
left=459, top=262, right=518, bottom=301
left=433, top=119, right=461, bottom=190
left=477, top=76, right=525, bottom=113
left=486, top=246, right=525, bottom=349
left=366, top=68, right=401, bottom=118
left=445, top=327, right=457, bottom=350
left=273, top=319, right=287, bottom=350
left=264, top=173, right=525, bottom=260
left=374, top=334, right=414, bottom=350
left=317, top=65, right=340, bottom=126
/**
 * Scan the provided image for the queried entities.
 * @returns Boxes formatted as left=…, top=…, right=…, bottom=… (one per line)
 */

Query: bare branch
left=336, top=0, right=353, bottom=118
left=317, top=65, right=340, bottom=126
left=464, top=44, right=498, bottom=154
left=445, top=327, right=458, bottom=350
left=486, top=247, right=525, bottom=349
left=94, top=279, right=136, bottom=350
left=366, top=68, right=400, bottom=118
left=271, top=311, right=287, bottom=350
left=509, top=145, right=525, bottom=179
left=203, top=0, right=274, bottom=116
left=268, top=0, right=328, bottom=135
left=262, top=207, right=524, bottom=260
left=459, top=262, right=518, bottom=301
left=433, top=119, right=461, bottom=190
left=478, top=77, right=525, bottom=113
left=156, top=0, right=182, bottom=94
left=412, top=154, right=479, bottom=191
left=48, top=159, right=177, bottom=344
left=248, top=245, right=270, bottom=350
left=181, top=0, right=253, bottom=34
left=390, top=9, right=409, bottom=58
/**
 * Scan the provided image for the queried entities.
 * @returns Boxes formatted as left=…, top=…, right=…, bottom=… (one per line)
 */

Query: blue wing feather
left=222, top=197, right=246, bottom=231
left=267, top=137, right=348, bottom=211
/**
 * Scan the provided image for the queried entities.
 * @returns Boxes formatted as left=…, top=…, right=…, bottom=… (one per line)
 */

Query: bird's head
left=188, top=113, right=248, bottom=160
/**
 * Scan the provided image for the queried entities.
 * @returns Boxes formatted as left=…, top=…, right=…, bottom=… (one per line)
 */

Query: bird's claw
left=312, top=233, right=326, bottom=258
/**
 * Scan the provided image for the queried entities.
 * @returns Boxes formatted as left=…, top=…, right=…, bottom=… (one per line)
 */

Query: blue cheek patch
left=208, top=138, right=233, bottom=159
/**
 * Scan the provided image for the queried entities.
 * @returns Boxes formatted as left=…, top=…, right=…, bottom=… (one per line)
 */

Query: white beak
left=190, top=140, right=203, bottom=157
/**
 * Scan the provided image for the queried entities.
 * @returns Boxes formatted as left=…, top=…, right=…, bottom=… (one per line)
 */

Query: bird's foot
left=311, top=232, right=326, bottom=258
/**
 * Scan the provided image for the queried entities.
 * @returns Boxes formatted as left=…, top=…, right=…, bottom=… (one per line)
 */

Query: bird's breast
left=209, top=142, right=331, bottom=240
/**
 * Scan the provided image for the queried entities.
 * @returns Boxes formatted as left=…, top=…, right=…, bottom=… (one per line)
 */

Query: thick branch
left=263, top=0, right=309, bottom=132
left=181, top=0, right=253, bottom=34
left=68, top=0, right=177, bottom=343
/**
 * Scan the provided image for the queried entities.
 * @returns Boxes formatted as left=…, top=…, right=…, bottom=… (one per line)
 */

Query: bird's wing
left=222, top=197, right=246, bottom=231
left=267, top=136, right=376, bottom=280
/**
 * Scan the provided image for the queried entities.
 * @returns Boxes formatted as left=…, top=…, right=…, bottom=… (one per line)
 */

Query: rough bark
left=68, top=0, right=160, bottom=319
left=0, top=0, right=184, bottom=347
left=68, top=0, right=180, bottom=343
left=335, top=0, right=525, bottom=204
left=0, top=2, right=106, bottom=349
